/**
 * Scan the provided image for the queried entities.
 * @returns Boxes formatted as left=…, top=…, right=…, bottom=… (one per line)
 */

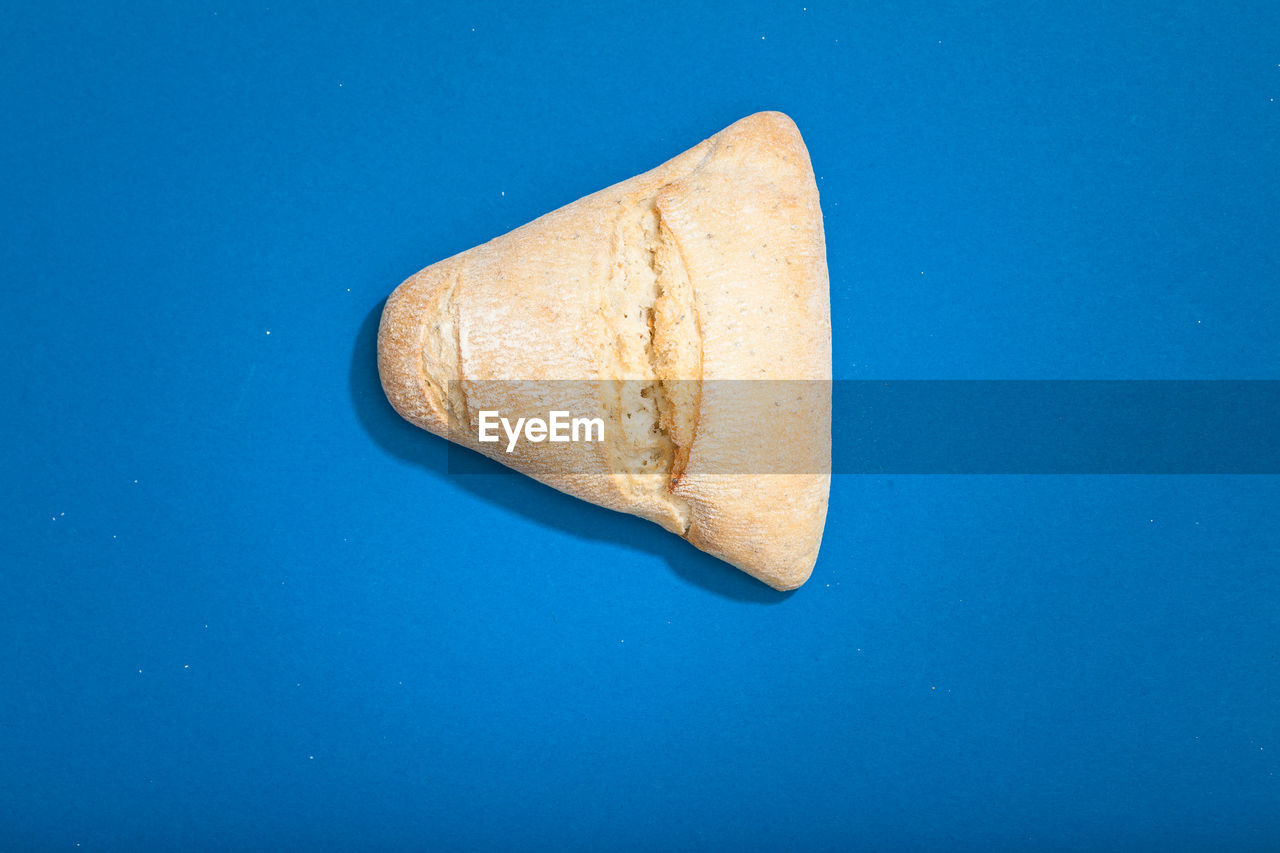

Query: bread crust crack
left=598, top=197, right=703, bottom=534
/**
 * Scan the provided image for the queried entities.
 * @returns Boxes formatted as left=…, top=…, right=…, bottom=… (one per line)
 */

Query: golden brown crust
left=377, top=111, right=831, bottom=590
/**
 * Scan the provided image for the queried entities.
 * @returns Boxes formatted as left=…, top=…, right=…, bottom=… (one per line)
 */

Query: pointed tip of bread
left=738, top=109, right=801, bottom=136
left=759, top=560, right=818, bottom=592
left=720, top=110, right=810, bottom=164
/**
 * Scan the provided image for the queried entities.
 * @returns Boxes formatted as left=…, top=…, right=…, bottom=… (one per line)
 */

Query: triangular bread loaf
left=378, top=111, right=831, bottom=590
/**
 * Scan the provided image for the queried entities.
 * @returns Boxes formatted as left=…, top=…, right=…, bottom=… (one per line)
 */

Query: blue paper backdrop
left=3, top=1, right=1278, bottom=849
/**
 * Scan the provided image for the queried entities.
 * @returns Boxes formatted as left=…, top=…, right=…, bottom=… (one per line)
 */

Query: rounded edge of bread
left=659, top=111, right=833, bottom=591
left=377, top=261, right=458, bottom=439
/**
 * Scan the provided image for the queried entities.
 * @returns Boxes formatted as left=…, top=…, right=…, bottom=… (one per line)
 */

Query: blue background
left=3, top=1, right=1278, bottom=849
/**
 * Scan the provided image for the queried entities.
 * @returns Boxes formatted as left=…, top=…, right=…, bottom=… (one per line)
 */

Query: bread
left=378, top=111, right=831, bottom=590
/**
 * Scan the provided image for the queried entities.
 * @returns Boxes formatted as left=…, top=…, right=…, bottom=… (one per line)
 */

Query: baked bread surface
left=378, top=111, right=831, bottom=590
